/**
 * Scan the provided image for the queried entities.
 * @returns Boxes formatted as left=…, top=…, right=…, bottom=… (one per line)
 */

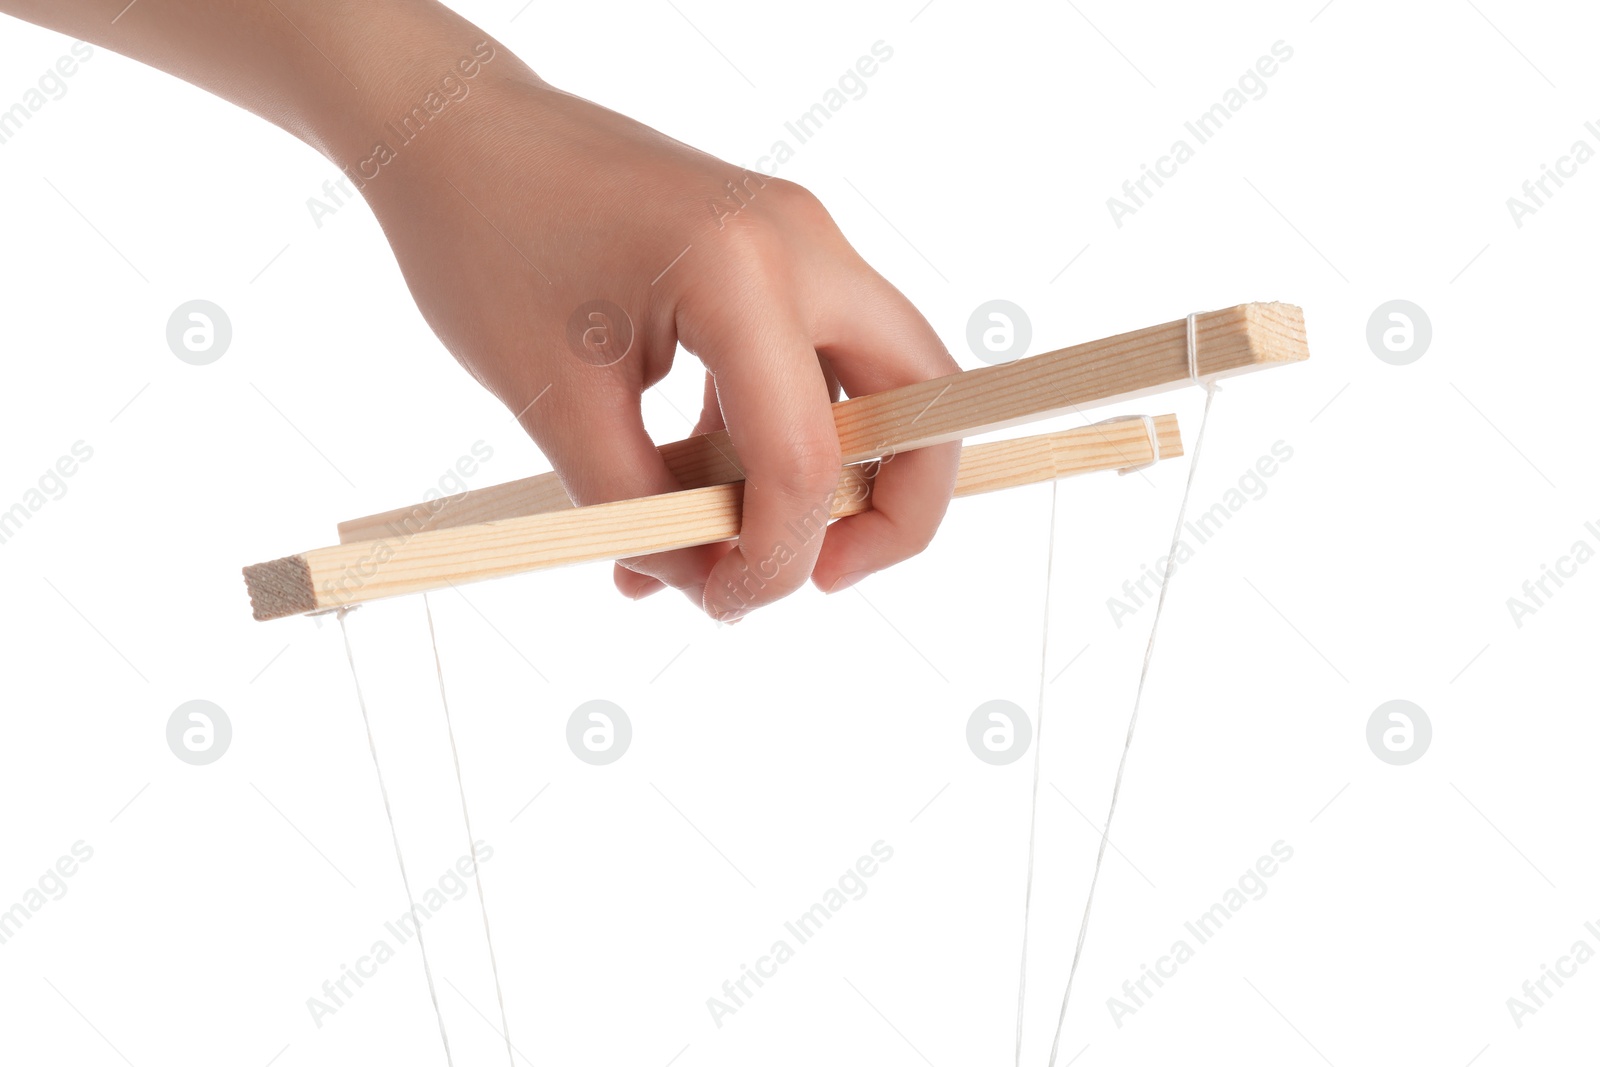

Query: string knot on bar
left=1102, top=414, right=1160, bottom=476
left=1186, top=310, right=1221, bottom=394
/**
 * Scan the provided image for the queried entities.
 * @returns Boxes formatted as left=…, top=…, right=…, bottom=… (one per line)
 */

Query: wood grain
left=336, top=302, right=1304, bottom=544
left=246, top=415, right=1182, bottom=620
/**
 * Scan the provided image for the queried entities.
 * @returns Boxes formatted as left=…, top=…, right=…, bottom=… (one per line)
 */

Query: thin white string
left=1094, top=414, right=1160, bottom=476
left=1187, top=311, right=1201, bottom=386
left=339, top=608, right=455, bottom=1067
left=424, top=594, right=515, bottom=1067
left=1011, top=477, right=1060, bottom=1067
left=1015, top=314, right=1211, bottom=1063
left=1042, top=379, right=1220, bottom=1067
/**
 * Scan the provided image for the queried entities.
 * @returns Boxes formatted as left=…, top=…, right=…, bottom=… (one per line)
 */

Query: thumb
left=528, top=386, right=727, bottom=600
left=612, top=371, right=735, bottom=600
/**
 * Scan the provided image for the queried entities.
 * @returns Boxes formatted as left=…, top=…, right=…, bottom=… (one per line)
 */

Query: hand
left=358, top=60, right=961, bottom=621
left=0, top=0, right=962, bottom=621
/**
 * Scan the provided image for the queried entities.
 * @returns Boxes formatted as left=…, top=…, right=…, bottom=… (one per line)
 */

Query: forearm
left=4, top=1, right=964, bottom=617
left=0, top=0, right=532, bottom=164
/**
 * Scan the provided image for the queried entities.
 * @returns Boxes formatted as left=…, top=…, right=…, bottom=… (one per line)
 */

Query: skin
left=2, top=0, right=961, bottom=620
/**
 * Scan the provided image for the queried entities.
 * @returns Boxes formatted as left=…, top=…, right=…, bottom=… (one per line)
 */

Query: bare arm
left=1, top=0, right=507, bottom=157
left=2, top=0, right=963, bottom=620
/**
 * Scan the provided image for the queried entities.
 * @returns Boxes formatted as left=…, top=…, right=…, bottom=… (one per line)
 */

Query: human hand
left=0, top=0, right=962, bottom=622
left=355, top=46, right=960, bottom=621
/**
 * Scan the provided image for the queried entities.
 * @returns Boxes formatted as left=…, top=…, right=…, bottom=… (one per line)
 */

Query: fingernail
left=629, top=580, right=666, bottom=601
left=826, top=570, right=870, bottom=594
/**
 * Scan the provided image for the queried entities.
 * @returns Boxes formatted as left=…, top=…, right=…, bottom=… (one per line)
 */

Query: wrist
left=291, top=6, right=537, bottom=189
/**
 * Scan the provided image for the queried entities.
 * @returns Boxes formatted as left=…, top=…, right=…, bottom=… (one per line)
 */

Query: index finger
left=685, top=308, right=842, bottom=622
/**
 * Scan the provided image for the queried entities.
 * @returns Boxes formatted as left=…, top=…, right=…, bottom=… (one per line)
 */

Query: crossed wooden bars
left=243, top=302, right=1307, bottom=620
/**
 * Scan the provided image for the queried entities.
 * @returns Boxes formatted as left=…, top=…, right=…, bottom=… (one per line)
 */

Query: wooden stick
left=336, top=302, right=1305, bottom=543
left=246, top=415, right=1182, bottom=620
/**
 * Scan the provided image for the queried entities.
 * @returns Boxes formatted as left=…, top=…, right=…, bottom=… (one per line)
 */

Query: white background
left=1, top=1, right=1597, bottom=1065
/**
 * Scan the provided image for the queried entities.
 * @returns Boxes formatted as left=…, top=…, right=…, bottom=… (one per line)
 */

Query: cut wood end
left=1241, top=301, right=1308, bottom=364
left=243, top=555, right=317, bottom=621
left=1192, top=302, right=1308, bottom=382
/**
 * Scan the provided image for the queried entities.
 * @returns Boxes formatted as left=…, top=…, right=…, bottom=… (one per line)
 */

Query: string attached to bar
left=1041, top=313, right=1220, bottom=1067
left=1188, top=311, right=1202, bottom=385
left=339, top=608, right=455, bottom=1067
left=1092, top=414, right=1161, bottom=476
left=337, top=600, right=514, bottom=1067
left=1011, top=310, right=1220, bottom=1065
left=424, top=594, right=515, bottom=1067
left=1011, top=476, right=1060, bottom=1067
